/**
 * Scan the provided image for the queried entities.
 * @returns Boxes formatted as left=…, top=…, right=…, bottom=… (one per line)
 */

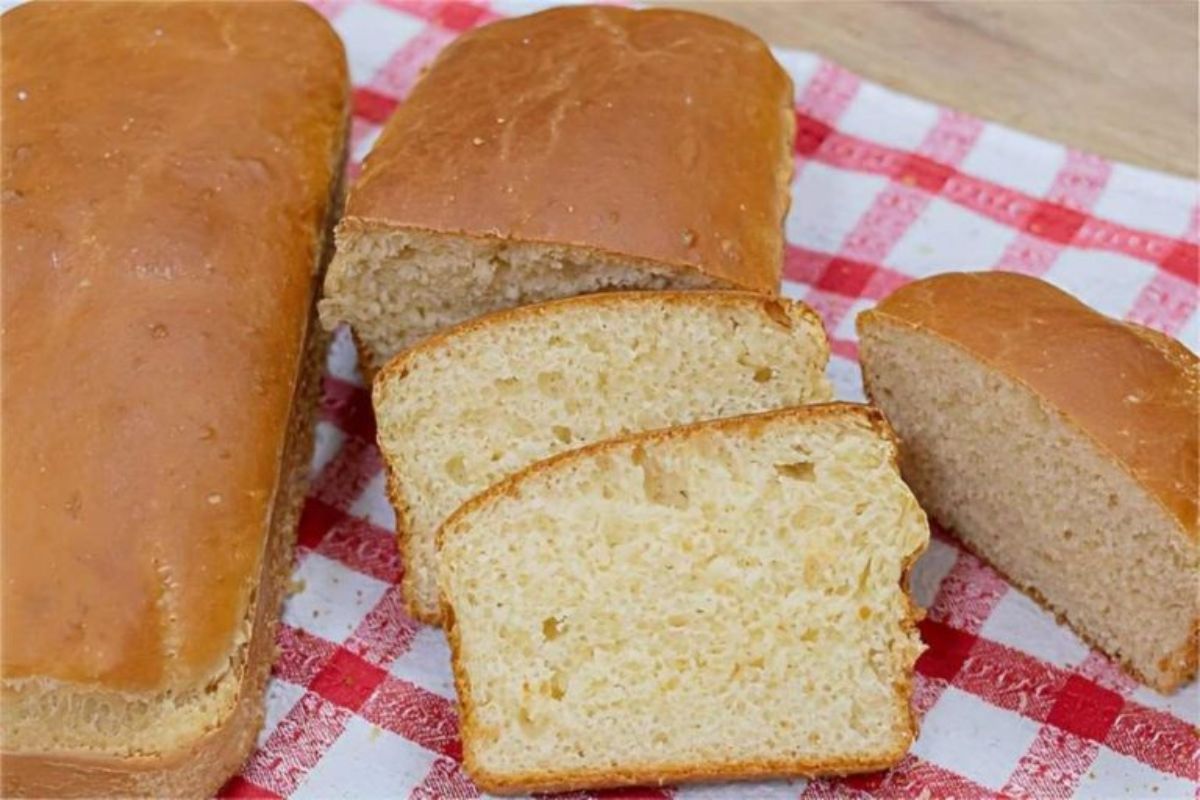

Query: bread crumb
left=289, top=578, right=307, bottom=596
left=207, top=493, right=222, bottom=505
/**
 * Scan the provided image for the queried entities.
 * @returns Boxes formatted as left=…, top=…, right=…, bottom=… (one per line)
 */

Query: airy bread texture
left=374, top=291, right=834, bottom=623
left=859, top=272, right=1198, bottom=693
left=324, top=233, right=723, bottom=374
left=320, top=6, right=796, bottom=374
left=439, top=404, right=930, bottom=794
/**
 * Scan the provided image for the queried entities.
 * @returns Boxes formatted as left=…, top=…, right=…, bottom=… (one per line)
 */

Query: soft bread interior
left=860, top=320, right=1198, bottom=691
left=373, top=293, right=834, bottom=622
left=319, top=228, right=727, bottom=374
left=440, top=407, right=929, bottom=792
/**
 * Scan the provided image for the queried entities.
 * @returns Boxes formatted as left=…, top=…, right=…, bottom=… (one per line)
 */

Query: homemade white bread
left=858, top=272, right=1198, bottom=693
left=1, top=3, right=348, bottom=795
left=439, top=404, right=930, bottom=794
left=374, top=291, right=833, bottom=623
left=320, top=6, right=795, bottom=375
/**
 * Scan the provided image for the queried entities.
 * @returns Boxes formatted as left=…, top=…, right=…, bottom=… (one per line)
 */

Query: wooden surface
left=662, top=1, right=1199, bottom=178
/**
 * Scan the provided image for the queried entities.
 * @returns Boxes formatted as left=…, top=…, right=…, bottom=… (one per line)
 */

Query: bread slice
left=373, top=291, right=834, bottom=624
left=319, top=6, right=795, bottom=375
left=858, top=272, right=1198, bottom=693
left=439, top=404, right=930, bottom=794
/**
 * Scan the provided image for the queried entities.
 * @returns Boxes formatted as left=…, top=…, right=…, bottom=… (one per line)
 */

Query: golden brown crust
left=438, top=403, right=926, bottom=793
left=383, top=461, right=442, bottom=626
left=464, top=751, right=909, bottom=797
left=1, top=0, right=348, bottom=693
left=374, top=290, right=828, bottom=626
left=1, top=0, right=348, bottom=792
left=337, top=5, right=794, bottom=296
left=859, top=271, right=1199, bottom=541
left=2, top=318, right=331, bottom=799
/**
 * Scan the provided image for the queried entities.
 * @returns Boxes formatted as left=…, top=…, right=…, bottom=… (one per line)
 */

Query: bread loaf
left=320, top=6, right=795, bottom=375
left=0, top=3, right=348, bottom=795
left=439, top=404, right=930, bottom=794
left=858, top=272, right=1198, bottom=692
left=373, top=291, right=833, bottom=623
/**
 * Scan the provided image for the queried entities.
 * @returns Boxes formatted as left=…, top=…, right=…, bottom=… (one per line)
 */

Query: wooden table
left=663, top=1, right=1198, bottom=178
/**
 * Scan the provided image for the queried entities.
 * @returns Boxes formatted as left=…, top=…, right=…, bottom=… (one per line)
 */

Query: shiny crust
left=0, top=0, right=348, bottom=792
left=438, top=404, right=927, bottom=794
left=858, top=272, right=1198, bottom=540
left=1, top=0, right=346, bottom=692
left=334, top=5, right=795, bottom=295
left=2, top=325, right=329, bottom=798
left=373, top=290, right=830, bottom=626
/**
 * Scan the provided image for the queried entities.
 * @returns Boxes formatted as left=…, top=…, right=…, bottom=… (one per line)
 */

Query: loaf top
left=345, top=6, right=794, bottom=294
left=1, top=2, right=347, bottom=693
left=861, top=272, right=1198, bottom=539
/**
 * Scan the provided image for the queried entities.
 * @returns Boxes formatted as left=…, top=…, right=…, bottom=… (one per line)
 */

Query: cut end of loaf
left=372, top=291, right=834, bottom=624
left=859, top=314, right=1199, bottom=692
left=319, top=224, right=727, bottom=375
left=439, top=404, right=929, bottom=793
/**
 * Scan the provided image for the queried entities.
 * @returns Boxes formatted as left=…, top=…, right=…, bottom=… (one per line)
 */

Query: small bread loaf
left=858, top=272, right=1198, bottom=692
left=0, top=3, right=348, bottom=795
left=439, top=404, right=930, bottom=794
left=320, top=6, right=795, bottom=374
left=374, top=291, right=833, bottom=623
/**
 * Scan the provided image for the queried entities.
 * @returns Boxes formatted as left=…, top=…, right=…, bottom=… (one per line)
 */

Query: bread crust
left=860, top=271, right=1198, bottom=540
left=2, top=312, right=331, bottom=799
left=323, top=5, right=796, bottom=339
left=1, top=1, right=349, bottom=791
left=858, top=272, right=1199, bottom=692
left=437, top=403, right=927, bottom=794
left=373, top=290, right=829, bottom=626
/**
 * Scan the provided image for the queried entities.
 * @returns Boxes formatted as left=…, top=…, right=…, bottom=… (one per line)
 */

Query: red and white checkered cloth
left=220, top=2, right=1200, bottom=798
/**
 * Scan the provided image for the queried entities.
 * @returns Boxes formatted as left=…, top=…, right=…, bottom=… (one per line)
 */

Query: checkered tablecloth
left=219, top=1, right=1200, bottom=798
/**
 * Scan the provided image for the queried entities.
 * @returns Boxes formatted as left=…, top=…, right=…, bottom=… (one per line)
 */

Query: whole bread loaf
left=439, top=404, right=930, bottom=794
left=320, top=6, right=796, bottom=374
left=0, top=3, right=348, bottom=795
left=858, top=272, right=1198, bottom=692
left=373, top=291, right=833, bottom=623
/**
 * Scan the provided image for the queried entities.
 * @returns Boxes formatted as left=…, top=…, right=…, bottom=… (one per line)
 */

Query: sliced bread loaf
left=319, top=6, right=795, bottom=374
left=858, top=272, right=1198, bottom=692
left=438, top=404, right=930, bottom=794
left=374, top=291, right=833, bottom=623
